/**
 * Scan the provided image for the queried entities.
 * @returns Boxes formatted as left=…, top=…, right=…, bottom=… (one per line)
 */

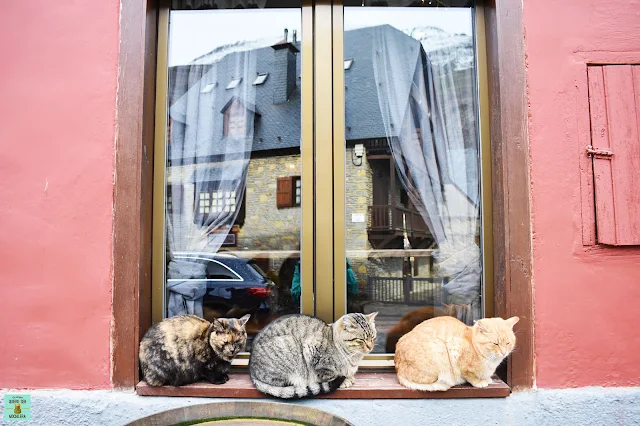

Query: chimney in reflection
left=272, top=29, right=299, bottom=105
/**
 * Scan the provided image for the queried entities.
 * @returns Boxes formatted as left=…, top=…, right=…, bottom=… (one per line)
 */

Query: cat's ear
left=340, top=316, right=356, bottom=331
left=237, top=314, right=251, bottom=328
left=211, top=318, right=227, bottom=333
left=505, top=316, right=519, bottom=328
left=475, top=319, right=489, bottom=333
left=366, top=312, right=378, bottom=322
left=207, top=321, right=220, bottom=335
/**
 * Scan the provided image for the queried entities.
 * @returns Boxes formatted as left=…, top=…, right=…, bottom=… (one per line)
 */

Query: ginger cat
left=394, top=316, right=519, bottom=391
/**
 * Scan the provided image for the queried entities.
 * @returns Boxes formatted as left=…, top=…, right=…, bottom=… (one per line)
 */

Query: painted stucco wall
left=0, top=2, right=120, bottom=389
left=523, top=0, right=640, bottom=387
left=2, top=0, right=640, bottom=395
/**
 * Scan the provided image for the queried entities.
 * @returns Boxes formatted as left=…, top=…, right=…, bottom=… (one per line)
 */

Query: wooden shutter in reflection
left=587, top=65, right=640, bottom=245
left=277, top=176, right=293, bottom=209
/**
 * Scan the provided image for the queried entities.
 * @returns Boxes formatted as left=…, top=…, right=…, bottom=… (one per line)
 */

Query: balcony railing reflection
left=367, top=204, right=429, bottom=235
left=366, top=276, right=449, bottom=305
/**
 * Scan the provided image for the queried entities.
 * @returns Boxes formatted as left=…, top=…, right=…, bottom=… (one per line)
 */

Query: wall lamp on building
left=352, top=143, right=364, bottom=166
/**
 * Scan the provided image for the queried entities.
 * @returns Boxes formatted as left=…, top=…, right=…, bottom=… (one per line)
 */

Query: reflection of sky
left=344, top=7, right=471, bottom=34
left=169, top=8, right=472, bottom=66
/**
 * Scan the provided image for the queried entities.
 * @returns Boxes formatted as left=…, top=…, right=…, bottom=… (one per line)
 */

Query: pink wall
left=0, top=2, right=119, bottom=389
left=524, top=0, right=640, bottom=387
left=1, top=0, right=639, bottom=392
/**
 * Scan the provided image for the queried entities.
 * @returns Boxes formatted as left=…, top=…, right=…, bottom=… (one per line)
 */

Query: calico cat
left=395, top=316, right=519, bottom=391
left=139, top=314, right=250, bottom=386
left=249, top=313, right=378, bottom=399
left=385, top=305, right=457, bottom=353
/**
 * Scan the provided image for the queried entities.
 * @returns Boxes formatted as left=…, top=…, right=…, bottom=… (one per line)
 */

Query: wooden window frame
left=276, top=176, right=294, bottom=208
left=578, top=60, right=640, bottom=247
left=111, top=0, right=534, bottom=393
left=293, top=176, right=302, bottom=207
left=223, top=99, right=249, bottom=137
left=194, top=185, right=240, bottom=226
left=586, top=64, right=640, bottom=246
left=276, top=176, right=302, bottom=209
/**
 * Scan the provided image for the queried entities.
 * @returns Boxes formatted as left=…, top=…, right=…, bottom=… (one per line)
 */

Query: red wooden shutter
left=276, top=176, right=293, bottom=208
left=587, top=65, right=640, bottom=245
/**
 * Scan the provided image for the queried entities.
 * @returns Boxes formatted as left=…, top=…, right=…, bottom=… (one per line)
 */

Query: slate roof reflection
left=168, top=25, right=423, bottom=160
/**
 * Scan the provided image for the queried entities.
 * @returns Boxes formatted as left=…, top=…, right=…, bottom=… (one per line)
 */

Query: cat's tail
left=251, top=376, right=346, bottom=399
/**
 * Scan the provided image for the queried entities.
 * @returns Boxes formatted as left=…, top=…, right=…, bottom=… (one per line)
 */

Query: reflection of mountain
left=190, top=36, right=282, bottom=65
left=405, top=26, right=473, bottom=71
left=188, top=25, right=472, bottom=70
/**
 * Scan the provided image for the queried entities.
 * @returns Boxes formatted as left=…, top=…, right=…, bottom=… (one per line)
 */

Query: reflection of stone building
left=167, top=24, right=477, bottom=299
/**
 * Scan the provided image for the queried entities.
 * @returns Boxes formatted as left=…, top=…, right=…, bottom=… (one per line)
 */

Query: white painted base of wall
left=1, top=387, right=639, bottom=426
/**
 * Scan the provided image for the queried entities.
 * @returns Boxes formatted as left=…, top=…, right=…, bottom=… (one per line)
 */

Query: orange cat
left=385, top=305, right=455, bottom=353
left=394, top=316, right=519, bottom=391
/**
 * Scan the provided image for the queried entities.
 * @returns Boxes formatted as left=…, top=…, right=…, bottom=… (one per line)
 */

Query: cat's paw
left=339, top=376, right=356, bottom=389
left=211, top=374, right=229, bottom=385
left=470, top=379, right=490, bottom=388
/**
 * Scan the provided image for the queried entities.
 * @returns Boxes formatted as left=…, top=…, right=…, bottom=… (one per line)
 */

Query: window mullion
left=313, top=0, right=335, bottom=323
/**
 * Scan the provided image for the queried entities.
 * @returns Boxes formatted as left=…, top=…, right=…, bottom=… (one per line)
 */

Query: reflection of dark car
left=171, top=252, right=275, bottom=319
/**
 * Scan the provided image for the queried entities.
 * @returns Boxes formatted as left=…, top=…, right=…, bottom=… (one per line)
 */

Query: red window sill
left=136, top=372, right=509, bottom=399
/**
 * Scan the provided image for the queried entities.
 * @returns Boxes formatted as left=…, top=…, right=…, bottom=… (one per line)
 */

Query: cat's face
left=472, top=316, right=519, bottom=360
left=208, top=314, right=250, bottom=361
left=336, top=312, right=378, bottom=354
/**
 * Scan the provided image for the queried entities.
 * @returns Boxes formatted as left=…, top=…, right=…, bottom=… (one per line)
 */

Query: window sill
left=136, top=373, right=509, bottom=399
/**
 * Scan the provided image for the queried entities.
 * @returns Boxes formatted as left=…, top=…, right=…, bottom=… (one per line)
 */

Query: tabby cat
left=249, top=313, right=378, bottom=399
left=395, top=316, right=519, bottom=391
left=139, top=314, right=250, bottom=386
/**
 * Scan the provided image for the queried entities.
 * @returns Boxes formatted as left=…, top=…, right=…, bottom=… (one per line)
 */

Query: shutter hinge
left=586, top=145, right=613, bottom=159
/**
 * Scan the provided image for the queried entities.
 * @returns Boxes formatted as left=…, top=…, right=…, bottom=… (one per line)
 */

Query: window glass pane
left=343, top=5, right=481, bottom=353
left=165, top=5, right=303, bottom=350
left=201, top=82, right=216, bottom=93
left=226, top=77, right=242, bottom=90
left=253, top=73, right=269, bottom=85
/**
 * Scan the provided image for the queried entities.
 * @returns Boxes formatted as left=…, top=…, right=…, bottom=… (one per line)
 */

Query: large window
left=111, top=0, right=534, bottom=393
left=153, top=0, right=488, bottom=363
left=342, top=4, right=483, bottom=353
left=157, top=3, right=305, bottom=345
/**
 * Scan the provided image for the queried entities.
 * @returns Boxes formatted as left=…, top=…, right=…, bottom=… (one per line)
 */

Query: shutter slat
left=613, top=66, right=640, bottom=244
left=276, top=176, right=293, bottom=208
left=588, top=66, right=617, bottom=244
left=588, top=65, right=640, bottom=245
